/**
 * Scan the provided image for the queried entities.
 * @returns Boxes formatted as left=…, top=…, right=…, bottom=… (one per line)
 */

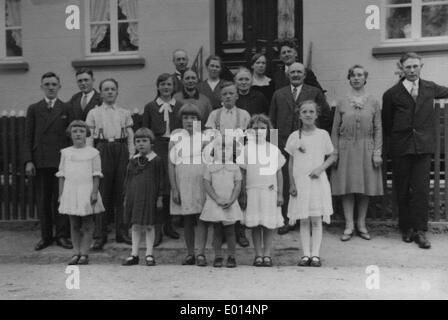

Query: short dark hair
left=205, top=55, right=223, bottom=67
left=99, top=78, right=119, bottom=91
left=181, top=68, right=198, bottom=80
left=219, top=81, right=236, bottom=91
left=41, top=72, right=60, bottom=83
left=66, top=120, right=91, bottom=138
left=347, top=65, right=369, bottom=82
left=156, top=73, right=174, bottom=97
left=134, top=127, right=156, bottom=143
left=400, top=52, right=422, bottom=64
left=75, top=68, right=94, bottom=78
left=178, top=103, right=202, bottom=121
left=278, top=39, right=298, bottom=52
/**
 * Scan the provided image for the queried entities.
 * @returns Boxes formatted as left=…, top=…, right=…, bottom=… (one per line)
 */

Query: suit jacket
left=24, top=99, right=70, bottom=168
left=197, top=79, right=226, bottom=110
left=172, top=72, right=183, bottom=93
left=273, top=65, right=324, bottom=92
left=269, top=84, right=332, bottom=148
left=382, top=79, right=448, bottom=157
left=68, top=90, right=102, bottom=122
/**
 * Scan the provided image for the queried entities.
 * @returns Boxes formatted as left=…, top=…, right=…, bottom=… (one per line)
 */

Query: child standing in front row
left=122, top=128, right=164, bottom=266
left=239, top=114, right=285, bottom=267
left=57, top=120, right=105, bottom=265
left=200, top=136, right=243, bottom=268
left=286, top=100, right=337, bottom=267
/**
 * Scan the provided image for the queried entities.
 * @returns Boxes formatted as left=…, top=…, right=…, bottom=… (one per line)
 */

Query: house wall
left=303, top=0, right=448, bottom=105
left=0, top=0, right=211, bottom=113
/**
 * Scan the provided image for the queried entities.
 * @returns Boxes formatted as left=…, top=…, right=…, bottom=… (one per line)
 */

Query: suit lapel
left=83, top=91, right=101, bottom=118
left=297, top=85, right=310, bottom=105
left=414, top=79, right=427, bottom=115
left=43, top=99, right=64, bottom=133
left=281, top=87, right=295, bottom=112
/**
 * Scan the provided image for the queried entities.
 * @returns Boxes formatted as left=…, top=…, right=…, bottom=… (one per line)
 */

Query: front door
left=215, top=0, right=303, bottom=74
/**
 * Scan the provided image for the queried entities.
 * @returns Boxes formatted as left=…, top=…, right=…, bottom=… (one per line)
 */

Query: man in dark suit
left=270, top=62, right=331, bottom=235
left=68, top=68, right=102, bottom=122
left=24, top=72, right=72, bottom=251
left=273, top=40, right=324, bottom=92
left=172, top=49, right=189, bottom=93
left=382, top=52, right=448, bottom=249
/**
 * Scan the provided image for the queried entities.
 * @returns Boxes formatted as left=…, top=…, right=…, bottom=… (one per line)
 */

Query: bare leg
left=252, top=226, right=263, bottom=257
left=145, top=225, right=155, bottom=256
left=131, top=224, right=142, bottom=256
left=69, top=216, right=82, bottom=255
left=262, top=227, right=275, bottom=257
left=342, top=194, right=355, bottom=233
left=299, top=218, right=311, bottom=257
left=80, top=215, right=95, bottom=255
left=196, top=220, right=209, bottom=256
left=212, top=223, right=224, bottom=258
left=224, top=224, right=236, bottom=257
left=184, top=215, right=196, bottom=256
left=356, top=194, right=369, bottom=232
left=310, top=216, right=323, bottom=257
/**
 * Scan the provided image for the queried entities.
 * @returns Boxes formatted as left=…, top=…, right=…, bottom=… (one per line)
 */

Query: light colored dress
left=285, top=129, right=334, bottom=223
left=170, top=130, right=206, bottom=215
left=200, top=163, right=243, bottom=225
left=57, top=146, right=105, bottom=216
left=239, top=140, right=286, bottom=229
left=331, top=93, right=383, bottom=196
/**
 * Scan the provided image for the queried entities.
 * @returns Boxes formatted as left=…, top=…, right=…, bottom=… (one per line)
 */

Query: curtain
left=5, top=0, right=21, bottom=47
left=278, top=0, right=295, bottom=39
left=226, top=0, right=243, bottom=41
left=90, top=0, right=110, bottom=49
left=118, top=0, right=138, bottom=46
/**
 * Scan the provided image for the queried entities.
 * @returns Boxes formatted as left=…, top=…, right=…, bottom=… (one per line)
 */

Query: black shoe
left=116, top=233, right=132, bottom=245
left=78, top=255, right=89, bottom=265
left=153, top=227, right=163, bottom=248
left=122, top=255, right=139, bottom=266
left=68, top=255, right=80, bottom=265
left=163, top=224, right=180, bottom=239
left=226, top=256, right=237, bottom=268
left=182, top=255, right=196, bottom=265
left=402, top=229, right=414, bottom=243
left=34, top=239, right=53, bottom=251
left=414, top=231, right=431, bottom=249
left=236, top=233, right=249, bottom=247
left=91, top=238, right=107, bottom=251
left=56, top=238, right=73, bottom=249
left=277, top=224, right=290, bottom=235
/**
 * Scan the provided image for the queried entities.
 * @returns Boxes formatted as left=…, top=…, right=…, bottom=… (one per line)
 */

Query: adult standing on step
left=68, top=68, right=102, bottom=122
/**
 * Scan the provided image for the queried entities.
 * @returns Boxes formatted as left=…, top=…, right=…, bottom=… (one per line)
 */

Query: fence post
left=1, top=111, right=10, bottom=220
left=18, top=111, right=27, bottom=220
left=443, top=100, right=448, bottom=222
left=433, top=102, right=441, bottom=221
left=10, top=111, right=19, bottom=220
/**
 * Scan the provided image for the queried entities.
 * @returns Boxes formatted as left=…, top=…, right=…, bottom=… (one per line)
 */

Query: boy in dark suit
left=68, top=68, right=102, bottom=122
left=24, top=72, right=72, bottom=251
left=270, top=62, right=331, bottom=235
left=382, top=52, right=448, bottom=249
left=272, top=40, right=324, bottom=92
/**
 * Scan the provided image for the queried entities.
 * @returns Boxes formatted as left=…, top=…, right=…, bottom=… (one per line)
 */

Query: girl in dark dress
left=122, top=128, right=164, bottom=266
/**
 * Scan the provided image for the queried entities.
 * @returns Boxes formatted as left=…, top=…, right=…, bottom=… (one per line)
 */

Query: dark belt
left=94, top=138, right=127, bottom=144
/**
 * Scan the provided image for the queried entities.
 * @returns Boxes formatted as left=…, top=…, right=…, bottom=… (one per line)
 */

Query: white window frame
left=85, top=0, right=139, bottom=58
left=382, top=0, right=448, bottom=45
left=0, top=0, right=23, bottom=60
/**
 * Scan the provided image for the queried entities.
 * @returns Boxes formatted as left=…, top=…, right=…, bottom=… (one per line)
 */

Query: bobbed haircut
left=99, top=78, right=119, bottom=91
left=155, top=73, right=174, bottom=97
left=66, top=120, right=91, bottom=138
left=134, top=127, right=156, bottom=143
left=178, top=103, right=202, bottom=121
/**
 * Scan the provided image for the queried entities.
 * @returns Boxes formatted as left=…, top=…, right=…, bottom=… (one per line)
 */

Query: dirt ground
left=1, top=225, right=448, bottom=300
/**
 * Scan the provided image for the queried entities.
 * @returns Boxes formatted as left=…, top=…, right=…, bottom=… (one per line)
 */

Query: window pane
left=118, top=22, right=138, bottom=51
left=422, top=4, right=448, bottom=37
left=226, top=0, right=243, bottom=41
left=5, top=0, right=21, bottom=27
left=6, top=29, right=22, bottom=56
left=90, top=24, right=110, bottom=53
left=278, top=0, right=295, bottom=39
left=386, top=7, right=412, bottom=39
left=118, top=0, right=138, bottom=20
left=387, top=0, right=411, bottom=4
left=90, top=0, right=110, bottom=22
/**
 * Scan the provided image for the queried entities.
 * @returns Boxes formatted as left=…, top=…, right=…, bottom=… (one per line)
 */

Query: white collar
left=402, top=79, right=419, bottom=92
left=101, top=102, right=117, bottom=109
left=133, top=151, right=157, bottom=161
left=291, top=84, right=303, bottom=92
left=44, top=97, right=56, bottom=105
left=82, top=90, right=95, bottom=100
left=252, top=76, right=271, bottom=86
left=156, top=97, right=176, bottom=106
left=221, top=105, right=236, bottom=113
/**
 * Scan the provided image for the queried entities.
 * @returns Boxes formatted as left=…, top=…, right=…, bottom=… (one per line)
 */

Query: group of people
left=23, top=39, right=448, bottom=268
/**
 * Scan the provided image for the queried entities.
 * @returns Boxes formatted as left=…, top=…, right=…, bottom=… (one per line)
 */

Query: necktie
left=292, top=86, right=298, bottom=101
left=410, top=82, right=418, bottom=102
left=81, top=94, right=88, bottom=110
left=47, top=100, right=53, bottom=110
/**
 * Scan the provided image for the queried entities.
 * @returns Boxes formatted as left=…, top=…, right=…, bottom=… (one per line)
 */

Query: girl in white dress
left=285, top=101, right=337, bottom=267
left=239, top=114, right=285, bottom=267
left=57, top=120, right=105, bottom=265
left=169, top=104, right=206, bottom=265
left=200, top=136, right=243, bottom=268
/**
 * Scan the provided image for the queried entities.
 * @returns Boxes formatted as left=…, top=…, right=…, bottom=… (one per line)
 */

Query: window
left=86, top=0, right=139, bottom=56
left=0, top=0, right=22, bottom=59
left=384, top=0, right=448, bottom=42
